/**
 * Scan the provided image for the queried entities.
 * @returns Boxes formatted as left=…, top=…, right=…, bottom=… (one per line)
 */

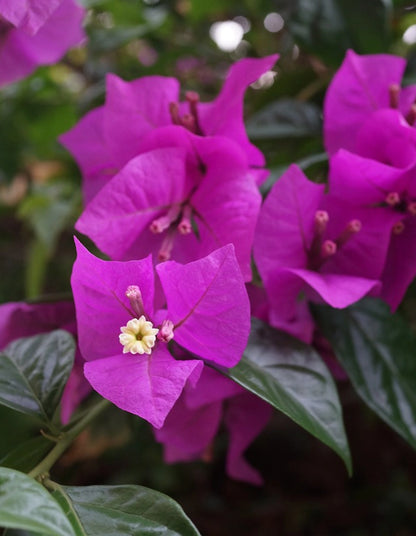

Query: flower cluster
left=62, top=56, right=278, bottom=484
left=323, top=50, right=416, bottom=311
left=5, top=43, right=416, bottom=485
left=250, top=49, right=416, bottom=344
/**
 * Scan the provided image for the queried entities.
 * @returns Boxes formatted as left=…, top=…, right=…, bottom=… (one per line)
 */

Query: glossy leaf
left=3, top=530, right=32, bottom=536
left=53, top=484, right=201, bottom=536
left=288, top=0, right=392, bottom=65
left=246, top=99, right=322, bottom=140
left=314, top=298, right=416, bottom=450
left=337, top=0, right=392, bottom=54
left=220, top=318, right=352, bottom=473
left=48, top=483, right=87, bottom=536
left=0, top=468, right=76, bottom=536
left=0, top=406, right=41, bottom=460
left=0, top=435, right=53, bottom=473
left=0, top=330, right=75, bottom=426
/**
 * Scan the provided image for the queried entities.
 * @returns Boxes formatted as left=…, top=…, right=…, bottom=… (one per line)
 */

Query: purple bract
left=71, top=239, right=250, bottom=428
left=59, top=54, right=278, bottom=203
left=0, top=0, right=85, bottom=87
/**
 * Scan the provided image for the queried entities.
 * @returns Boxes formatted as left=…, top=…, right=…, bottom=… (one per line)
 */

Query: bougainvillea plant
left=2, top=2, right=416, bottom=534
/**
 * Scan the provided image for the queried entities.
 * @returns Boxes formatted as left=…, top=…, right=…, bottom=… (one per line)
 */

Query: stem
left=296, top=73, right=332, bottom=102
left=25, top=238, right=50, bottom=299
left=26, top=291, right=74, bottom=304
left=28, top=398, right=111, bottom=479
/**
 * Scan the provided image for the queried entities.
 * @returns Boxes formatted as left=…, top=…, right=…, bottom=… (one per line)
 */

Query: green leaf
left=314, top=298, right=416, bottom=450
left=246, top=99, right=322, bottom=140
left=288, top=0, right=392, bottom=66
left=288, top=0, right=350, bottom=65
left=0, top=330, right=75, bottom=427
left=0, top=436, right=53, bottom=473
left=88, top=13, right=166, bottom=54
left=337, top=0, right=392, bottom=54
left=3, top=529, right=33, bottom=536
left=0, top=406, right=41, bottom=460
left=260, top=152, right=328, bottom=195
left=220, top=318, right=352, bottom=473
left=18, top=182, right=80, bottom=252
left=0, top=468, right=76, bottom=536
left=51, top=484, right=201, bottom=536
left=47, top=483, right=86, bottom=536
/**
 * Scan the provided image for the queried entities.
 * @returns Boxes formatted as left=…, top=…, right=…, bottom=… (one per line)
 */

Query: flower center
left=384, top=191, right=416, bottom=214
left=149, top=202, right=195, bottom=261
left=169, top=91, right=203, bottom=135
left=119, top=316, right=159, bottom=355
left=307, top=210, right=361, bottom=271
left=0, top=17, right=12, bottom=40
left=382, top=192, right=416, bottom=234
left=389, top=84, right=416, bottom=125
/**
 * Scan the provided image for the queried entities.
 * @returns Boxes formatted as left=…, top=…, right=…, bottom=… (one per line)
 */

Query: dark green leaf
left=337, top=0, right=392, bottom=54
left=0, top=468, right=76, bottom=536
left=314, top=298, right=416, bottom=450
left=53, top=484, right=201, bottom=536
left=0, top=331, right=75, bottom=427
left=0, top=436, right=53, bottom=473
left=3, top=529, right=33, bottom=536
left=47, top=483, right=87, bottom=536
left=88, top=14, right=166, bottom=53
left=220, top=318, right=352, bottom=473
left=288, top=0, right=392, bottom=66
left=246, top=99, right=322, bottom=140
left=288, top=0, right=350, bottom=65
left=260, top=152, right=328, bottom=195
left=0, top=406, right=40, bottom=460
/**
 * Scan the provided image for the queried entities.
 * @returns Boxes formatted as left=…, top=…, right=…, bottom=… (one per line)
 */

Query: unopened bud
left=157, top=319, right=175, bottom=342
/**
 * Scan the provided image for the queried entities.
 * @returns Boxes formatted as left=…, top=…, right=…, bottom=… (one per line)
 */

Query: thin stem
left=296, top=73, right=332, bottom=102
left=28, top=398, right=111, bottom=480
left=26, top=291, right=74, bottom=304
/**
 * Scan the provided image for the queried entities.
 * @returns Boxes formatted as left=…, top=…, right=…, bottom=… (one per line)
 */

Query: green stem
left=27, top=291, right=74, bottom=304
left=28, top=398, right=111, bottom=480
left=296, top=73, right=332, bottom=102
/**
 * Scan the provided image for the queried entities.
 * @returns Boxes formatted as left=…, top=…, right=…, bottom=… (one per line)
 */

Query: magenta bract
left=0, top=0, right=85, bottom=87
left=323, top=49, right=413, bottom=155
left=254, top=165, right=396, bottom=341
left=154, top=366, right=271, bottom=485
left=59, top=54, right=278, bottom=203
left=71, top=239, right=250, bottom=428
left=75, top=138, right=261, bottom=280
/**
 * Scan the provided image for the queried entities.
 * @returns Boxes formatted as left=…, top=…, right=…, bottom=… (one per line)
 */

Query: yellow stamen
left=119, top=316, right=159, bottom=355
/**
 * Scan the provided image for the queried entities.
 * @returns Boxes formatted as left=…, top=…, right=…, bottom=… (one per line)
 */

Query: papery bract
left=154, top=367, right=271, bottom=485
left=75, top=140, right=260, bottom=281
left=324, top=50, right=416, bottom=309
left=71, top=239, right=250, bottom=428
left=323, top=49, right=415, bottom=155
left=253, top=165, right=396, bottom=342
left=0, top=0, right=62, bottom=35
left=329, top=142, right=416, bottom=310
left=0, top=0, right=85, bottom=87
left=60, top=54, right=278, bottom=202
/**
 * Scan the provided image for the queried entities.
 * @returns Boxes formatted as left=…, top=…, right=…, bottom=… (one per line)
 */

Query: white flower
left=119, top=316, right=159, bottom=355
